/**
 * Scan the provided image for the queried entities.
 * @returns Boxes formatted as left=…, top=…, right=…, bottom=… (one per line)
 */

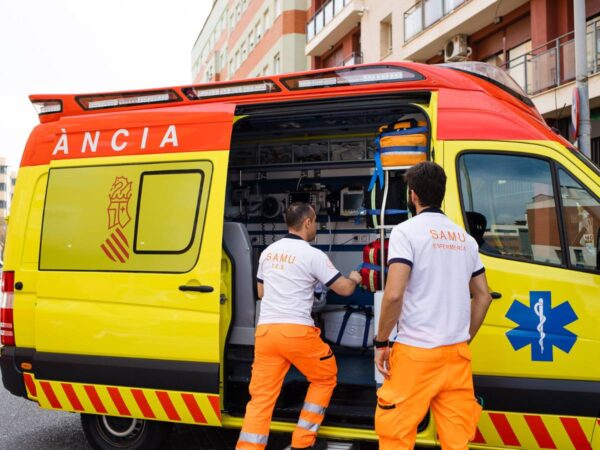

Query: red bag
left=359, top=239, right=389, bottom=292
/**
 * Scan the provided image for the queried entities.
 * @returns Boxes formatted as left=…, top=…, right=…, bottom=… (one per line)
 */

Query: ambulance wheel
left=81, top=414, right=173, bottom=450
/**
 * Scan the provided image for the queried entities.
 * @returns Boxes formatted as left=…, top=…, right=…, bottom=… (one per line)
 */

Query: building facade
left=191, top=0, right=309, bottom=83
left=305, top=0, right=600, bottom=164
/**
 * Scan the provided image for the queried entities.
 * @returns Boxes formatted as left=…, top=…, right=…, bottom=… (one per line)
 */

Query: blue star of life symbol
left=505, top=291, right=578, bottom=362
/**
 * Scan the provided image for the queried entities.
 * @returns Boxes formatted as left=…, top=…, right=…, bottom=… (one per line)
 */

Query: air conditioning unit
left=444, top=34, right=470, bottom=62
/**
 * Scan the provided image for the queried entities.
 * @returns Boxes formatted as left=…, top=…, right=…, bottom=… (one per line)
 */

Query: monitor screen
left=340, top=191, right=364, bottom=216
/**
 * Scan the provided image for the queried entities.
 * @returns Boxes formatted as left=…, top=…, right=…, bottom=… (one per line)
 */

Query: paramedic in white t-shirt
left=374, top=162, right=492, bottom=450
left=237, top=202, right=362, bottom=450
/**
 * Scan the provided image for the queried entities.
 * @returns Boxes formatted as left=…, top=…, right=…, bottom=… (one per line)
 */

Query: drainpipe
left=574, top=0, right=591, bottom=157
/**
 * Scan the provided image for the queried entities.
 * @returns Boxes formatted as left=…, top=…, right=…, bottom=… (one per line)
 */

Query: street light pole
left=574, top=0, right=591, bottom=157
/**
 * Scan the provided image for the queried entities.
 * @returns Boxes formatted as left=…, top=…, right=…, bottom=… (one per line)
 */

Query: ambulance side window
left=458, top=153, right=565, bottom=266
left=558, top=169, right=600, bottom=272
left=135, top=170, right=204, bottom=254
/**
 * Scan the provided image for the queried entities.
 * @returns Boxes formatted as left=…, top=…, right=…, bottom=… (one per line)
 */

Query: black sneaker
left=291, top=439, right=328, bottom=450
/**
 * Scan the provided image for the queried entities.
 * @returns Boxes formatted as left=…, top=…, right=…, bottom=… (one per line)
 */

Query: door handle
left=490, top=291, right=502, bottom=300
left=179, top=285, right=214, bottom=293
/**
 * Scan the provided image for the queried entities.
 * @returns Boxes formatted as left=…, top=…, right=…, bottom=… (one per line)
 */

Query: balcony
left=504, top=18, right=600, bottom=96
left=343, top=52, right=363, bottom=66
left=404, top=0, right=468, bottom=42
left=306, top=0, right=364, bottom=57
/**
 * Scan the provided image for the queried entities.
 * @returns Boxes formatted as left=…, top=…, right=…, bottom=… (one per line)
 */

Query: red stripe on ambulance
left=111, top=232, right=129, bottom=259
left=84, top=385, right=108, bottom=414
left=156, top=391, right=181, bottom=421
left=524, top=415, right=556, bottom=449
left=115, top=227, right=129, bottom=247
left=39, top=381, right=62, bottom=409
left=472, top=427, right=486, bottom=444
left=105, top=239, right=125, bottom=263
left=61, top=383, right=84, bottom=411
left=560, top=417, right=592, bottom=450
left=107, top=387, right=131, bottom=416
left=208, top=395, right=221, bottom=421
left=488, top=412, right=521, bottom=447
left=131, top=389, right=155, bottom=419
left=181, top=393, right=207, bottom=424
left=23, top=373, right=37, bottom=397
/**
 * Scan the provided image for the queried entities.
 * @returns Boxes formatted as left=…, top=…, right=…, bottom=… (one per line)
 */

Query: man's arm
left=328, top=270, right=362, bottom=296
left=469, top=272, right=492, bottom=342
left=256, top=282, right=264, bottom=299
left=375, top=263, right=411, bottom=378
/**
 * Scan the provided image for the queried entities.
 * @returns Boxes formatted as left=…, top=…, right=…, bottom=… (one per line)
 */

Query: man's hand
left=374, top=346, right=391, bottom=379
left=348, top=270, right=361, bottom=285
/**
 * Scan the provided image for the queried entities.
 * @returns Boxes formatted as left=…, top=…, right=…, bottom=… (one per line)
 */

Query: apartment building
left=0, top=158, right=9, bottom=219
left=305, top=0, right=600, bottom=164
left=191, top=0, right=309, bottom=83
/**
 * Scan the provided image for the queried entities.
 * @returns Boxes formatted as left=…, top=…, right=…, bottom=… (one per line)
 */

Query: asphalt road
left=0, top=387, right=385, bottom=450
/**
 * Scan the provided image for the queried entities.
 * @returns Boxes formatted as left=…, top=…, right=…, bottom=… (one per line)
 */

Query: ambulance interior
left=222, top=94, right=431, bottom=430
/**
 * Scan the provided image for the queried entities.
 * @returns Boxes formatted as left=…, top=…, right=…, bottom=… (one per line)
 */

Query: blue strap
left=357, top=262, right=388, bottom=273
left=361, top=208, right=408, bottom=215
left=368, top=142, right=384, bottom=192
left=380, top=126, right=428, bottom=137
left=336, top=309, right=354, bottom=346
left=380, top=145, right=428, bottom=154
left=363, top=308, right=372, bottom=349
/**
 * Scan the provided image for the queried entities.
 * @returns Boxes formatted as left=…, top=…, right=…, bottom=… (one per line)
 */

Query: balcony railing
left=307, top=0, right=350, bottom=42
left=343, top=52, right=363, bottom=66
left=503, top=18, right=600, bottom=96
left=404, top=0, right=467, bottom=42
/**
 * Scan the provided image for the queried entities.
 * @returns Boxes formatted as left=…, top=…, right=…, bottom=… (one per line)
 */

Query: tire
left=81, top=414, right=173, bottom=450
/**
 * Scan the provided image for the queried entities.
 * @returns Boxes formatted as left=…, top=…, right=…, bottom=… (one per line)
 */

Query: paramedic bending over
left=374, top=162, right=492, bottom=450
left=237, top=202, right=362, bottom=450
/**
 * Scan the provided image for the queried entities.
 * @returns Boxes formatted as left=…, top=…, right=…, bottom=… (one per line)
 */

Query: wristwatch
left=373, top=337, right=389, bottom=349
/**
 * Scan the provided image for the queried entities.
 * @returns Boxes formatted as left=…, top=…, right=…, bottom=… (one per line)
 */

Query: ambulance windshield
left=439, top=61, right=533, bottom=107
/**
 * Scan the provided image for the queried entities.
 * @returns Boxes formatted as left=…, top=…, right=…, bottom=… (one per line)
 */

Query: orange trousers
left=375, top=342, right=482, bottom=450
left=236, top=324, right=337, bottom=450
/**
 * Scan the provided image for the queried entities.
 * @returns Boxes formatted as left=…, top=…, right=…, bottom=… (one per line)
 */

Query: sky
left=0, top=0, right=212, bottom=168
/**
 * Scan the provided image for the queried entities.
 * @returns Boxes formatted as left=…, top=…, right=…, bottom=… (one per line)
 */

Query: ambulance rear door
left=26, top=102, right=235, bottom=426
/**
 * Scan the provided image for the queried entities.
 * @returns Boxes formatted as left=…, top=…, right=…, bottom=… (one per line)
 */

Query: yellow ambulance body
left=1, top=62, right=598, bottom=450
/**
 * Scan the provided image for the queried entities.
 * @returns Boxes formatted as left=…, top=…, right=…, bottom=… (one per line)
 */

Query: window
left=484, top=52, right=506, bottom=67
left=380, top=15, right=393, bottom=59
left=0, top=166, right=6, bottom=174
left=241, top=40, right=247, bottom=61
left=40, top=161, right=212, bottom=273
left=459, top=153, right=563, bottom=266
left=135, top=171, right=203, bottom=254
left=262, top=64, right=269, bottom=76
left=235, top=50, right=240, bottom=70
left=236, top=3, right=241, bottom=21
left=256, top=20, right=262, bottom=41
left=249, top=30, right=255, bottom=50
left=229, top=58, right=234, bottom=77
left=273, top=52, right=281, bottom=74
left=230, top=13, right=235, bottom=29
left=274, top=0, right=281, bottom=18
left=0, top=201, right=5, bottom=209
left=558, top=169, right=600, bottom=271
left=263, top=9, right=270, bottom=35
left=0, top=183, right=5, bottom=191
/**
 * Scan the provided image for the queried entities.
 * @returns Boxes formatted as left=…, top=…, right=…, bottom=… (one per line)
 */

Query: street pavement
left=0, top=387, right=387, bottom=449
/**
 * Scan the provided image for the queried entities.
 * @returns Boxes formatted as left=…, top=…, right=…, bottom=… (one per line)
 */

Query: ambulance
left=1, top=62, right=599, bottom=450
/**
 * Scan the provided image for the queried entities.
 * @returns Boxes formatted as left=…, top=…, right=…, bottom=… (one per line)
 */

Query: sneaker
left=291, top=439, right=328, bottom=450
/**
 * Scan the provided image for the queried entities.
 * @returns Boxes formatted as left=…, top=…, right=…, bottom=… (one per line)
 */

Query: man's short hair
left=286, top=202, right=315, bottom=229
left=405, top=161, right=447, bottom=208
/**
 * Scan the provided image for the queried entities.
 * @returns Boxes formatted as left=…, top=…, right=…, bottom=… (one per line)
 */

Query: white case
left=322, top=309, right=374, bottom=348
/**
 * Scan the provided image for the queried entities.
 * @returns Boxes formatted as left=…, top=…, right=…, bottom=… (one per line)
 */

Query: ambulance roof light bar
left=182, top=80, right=280, bottom=100
left=280, top=65, right=424, bottom=91
left=31, top=100, right=63, bottom=116
left=76, top=89, right=182, bottom=111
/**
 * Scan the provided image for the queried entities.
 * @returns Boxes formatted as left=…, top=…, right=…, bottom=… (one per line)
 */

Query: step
left=283, top=442, right=357, bottom=450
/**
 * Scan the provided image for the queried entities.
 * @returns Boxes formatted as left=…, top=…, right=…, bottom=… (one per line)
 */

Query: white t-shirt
left=387, top=208, right=484, bottom=348
left=257, top=234, right=341, bottom=326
